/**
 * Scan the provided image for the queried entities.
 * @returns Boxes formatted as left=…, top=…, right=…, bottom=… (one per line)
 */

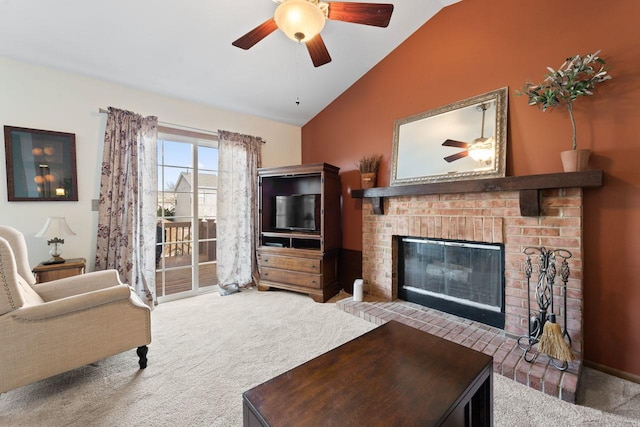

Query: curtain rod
left=98, top=108, right=267, bottom=144
left=98, top=108, right=218, bottom=137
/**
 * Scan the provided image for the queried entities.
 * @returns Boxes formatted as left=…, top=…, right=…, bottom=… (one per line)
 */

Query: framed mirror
left=391, top=87, right=508, bottom=185
left=4, top=126, right=78, bottom=201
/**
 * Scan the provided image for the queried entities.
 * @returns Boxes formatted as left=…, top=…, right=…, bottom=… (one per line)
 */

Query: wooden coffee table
left=243, top=320, right=493, bottom=426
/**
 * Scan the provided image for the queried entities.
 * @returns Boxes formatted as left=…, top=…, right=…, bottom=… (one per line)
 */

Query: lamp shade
left=35, top=217, right=76, bottom=239
left=274, top=0, right=326, bottom=42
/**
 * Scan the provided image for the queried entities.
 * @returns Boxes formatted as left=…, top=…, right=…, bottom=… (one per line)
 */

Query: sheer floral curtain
left=95, top=107, right=157, bottom=306
left=216, top=130, right=263, bottom=292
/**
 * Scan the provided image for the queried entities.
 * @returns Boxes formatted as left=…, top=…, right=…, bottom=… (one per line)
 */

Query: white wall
left=0, top=56, right=301, bottom=269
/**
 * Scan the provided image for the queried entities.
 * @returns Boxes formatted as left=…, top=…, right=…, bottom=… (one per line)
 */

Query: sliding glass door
left=156, top=130, right=218, bottom=302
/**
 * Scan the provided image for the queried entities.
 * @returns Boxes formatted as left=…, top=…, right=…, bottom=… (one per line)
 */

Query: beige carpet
left=0, top=288, right=638, bottom=426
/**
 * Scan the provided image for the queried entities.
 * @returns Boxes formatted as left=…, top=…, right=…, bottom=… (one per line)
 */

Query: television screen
left=274, top=194, right=320, bottom=232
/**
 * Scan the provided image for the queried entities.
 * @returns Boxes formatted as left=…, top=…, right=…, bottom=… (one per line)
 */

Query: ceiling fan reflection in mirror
left=442, top=102, right=495, bottom=164
left=232, top=0, right=394, bottom=67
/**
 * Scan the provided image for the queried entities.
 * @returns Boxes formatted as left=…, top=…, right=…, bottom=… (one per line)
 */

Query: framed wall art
left=391, top=87, right=508, bottom=185
left=4, top=126, right=78, bottom=201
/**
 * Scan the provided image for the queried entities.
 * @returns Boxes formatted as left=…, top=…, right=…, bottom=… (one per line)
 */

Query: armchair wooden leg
left=137, top=345, right=148, bottom=369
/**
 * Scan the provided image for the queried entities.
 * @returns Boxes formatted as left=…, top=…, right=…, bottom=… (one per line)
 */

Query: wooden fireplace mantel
left=351, top=169, right=604, bottom=216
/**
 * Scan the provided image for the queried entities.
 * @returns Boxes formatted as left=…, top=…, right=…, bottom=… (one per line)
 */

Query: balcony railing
left=156, top=219, right=217, bottom=295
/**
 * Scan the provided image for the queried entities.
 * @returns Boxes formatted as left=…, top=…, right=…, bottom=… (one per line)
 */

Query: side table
left=33, top=258, right=86, bottom=283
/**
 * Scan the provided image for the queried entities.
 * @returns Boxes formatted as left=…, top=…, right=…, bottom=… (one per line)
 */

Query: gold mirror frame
left=391, top=87, right=508, bottom=185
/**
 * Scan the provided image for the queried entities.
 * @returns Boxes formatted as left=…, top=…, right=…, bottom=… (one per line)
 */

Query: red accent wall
left=302, top=0, right=640, bottom=376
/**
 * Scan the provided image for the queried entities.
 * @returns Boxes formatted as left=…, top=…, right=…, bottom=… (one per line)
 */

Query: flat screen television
left=274, top=194, right=321, bottom=232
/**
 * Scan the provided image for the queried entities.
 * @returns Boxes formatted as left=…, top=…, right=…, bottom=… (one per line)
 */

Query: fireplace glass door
left=398, top=237, right=505, bottom=328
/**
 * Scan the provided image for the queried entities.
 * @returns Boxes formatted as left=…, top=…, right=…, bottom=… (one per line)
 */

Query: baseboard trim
left=583, top=360, right=640, bottom=384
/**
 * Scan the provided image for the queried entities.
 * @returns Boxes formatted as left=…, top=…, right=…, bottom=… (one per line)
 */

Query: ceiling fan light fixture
left=274, top=0, right=326, bottom=42
left=468, top=137, right=494, bottom=162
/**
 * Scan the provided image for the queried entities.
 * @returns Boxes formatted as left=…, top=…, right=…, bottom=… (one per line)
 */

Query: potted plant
left=357, top=154, right=383, bottom=188
left=517, top=50, right=612, bottom=171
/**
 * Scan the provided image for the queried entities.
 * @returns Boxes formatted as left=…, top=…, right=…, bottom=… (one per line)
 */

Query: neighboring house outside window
left=174, top=172, right=218, bottom=218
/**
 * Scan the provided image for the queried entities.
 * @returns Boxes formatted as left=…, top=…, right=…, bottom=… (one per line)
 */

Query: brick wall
left=362, top=188, right=583, bottom=357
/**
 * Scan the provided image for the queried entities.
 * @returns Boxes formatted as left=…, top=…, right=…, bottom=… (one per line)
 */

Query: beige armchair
left=0, top=225, right=151, bottom=394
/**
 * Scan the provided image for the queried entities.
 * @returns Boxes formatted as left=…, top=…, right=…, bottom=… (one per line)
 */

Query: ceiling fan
left=442, top=103, right=495, bottom=164
left=232, top=0, right=394, bottom=67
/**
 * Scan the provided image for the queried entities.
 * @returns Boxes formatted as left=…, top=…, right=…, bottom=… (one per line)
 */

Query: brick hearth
left=356, top=188, right=585, bottom=402
left=336, top=297, right=580, bottom=402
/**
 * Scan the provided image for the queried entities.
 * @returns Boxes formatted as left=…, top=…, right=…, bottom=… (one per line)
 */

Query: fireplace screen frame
left=397, top=236, right=506, bottom=329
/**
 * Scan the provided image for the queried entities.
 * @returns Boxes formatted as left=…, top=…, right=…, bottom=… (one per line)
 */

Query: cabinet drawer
left=258, top=254, right=321, bottom=274
left=260, top=267, right=322, bottom=289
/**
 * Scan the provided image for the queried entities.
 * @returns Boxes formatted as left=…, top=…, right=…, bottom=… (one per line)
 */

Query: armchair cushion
left=17, top=275, right=45, bottom=306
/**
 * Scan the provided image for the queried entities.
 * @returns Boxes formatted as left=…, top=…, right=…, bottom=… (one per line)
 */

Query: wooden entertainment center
left=257, top=163, right=341, bottom=302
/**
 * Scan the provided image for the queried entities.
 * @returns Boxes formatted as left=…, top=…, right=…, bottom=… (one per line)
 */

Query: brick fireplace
left=361, top=188, right=585, bottom=359
left=333, top=172, right=609, bottom=402
left=344, top=171, right=603, bottom=401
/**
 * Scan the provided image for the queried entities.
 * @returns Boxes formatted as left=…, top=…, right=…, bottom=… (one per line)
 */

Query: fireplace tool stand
left=517, top=246, right=573, bottom=371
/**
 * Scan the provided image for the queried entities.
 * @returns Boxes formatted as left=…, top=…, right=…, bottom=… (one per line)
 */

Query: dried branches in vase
left=358, top=154, right=382, bottom=189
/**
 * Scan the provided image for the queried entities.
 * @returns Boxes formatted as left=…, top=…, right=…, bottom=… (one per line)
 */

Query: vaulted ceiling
left=0, top=0, right=460, bottom=126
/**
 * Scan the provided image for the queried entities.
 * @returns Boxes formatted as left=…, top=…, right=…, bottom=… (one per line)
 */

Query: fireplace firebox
left=397, top=237, right=505, bottom=328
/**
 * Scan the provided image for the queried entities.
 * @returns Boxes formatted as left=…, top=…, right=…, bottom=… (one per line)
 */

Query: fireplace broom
left=539, top=313, right=574, bottom=362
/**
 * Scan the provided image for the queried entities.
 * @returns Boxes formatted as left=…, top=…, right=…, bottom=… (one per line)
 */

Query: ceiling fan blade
left=444, top=151, right=469, bottom=163
left=306, top=34, right=332, bottom=67
left=232, top=18, right=278, bottom=50
left=327, top=2, right=394, bottom=27
left=442, top=139, right=470, bottom=148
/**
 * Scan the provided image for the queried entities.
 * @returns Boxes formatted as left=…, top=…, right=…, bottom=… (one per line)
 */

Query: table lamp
left=35, top=216, right=76, bottom=265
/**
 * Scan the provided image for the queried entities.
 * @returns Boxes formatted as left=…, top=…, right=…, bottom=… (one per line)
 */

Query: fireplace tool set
left=518, top=246, right=574, bottom=371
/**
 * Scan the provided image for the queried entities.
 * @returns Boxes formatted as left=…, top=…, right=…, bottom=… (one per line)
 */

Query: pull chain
left=295, top=42, right=301, bottom=106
